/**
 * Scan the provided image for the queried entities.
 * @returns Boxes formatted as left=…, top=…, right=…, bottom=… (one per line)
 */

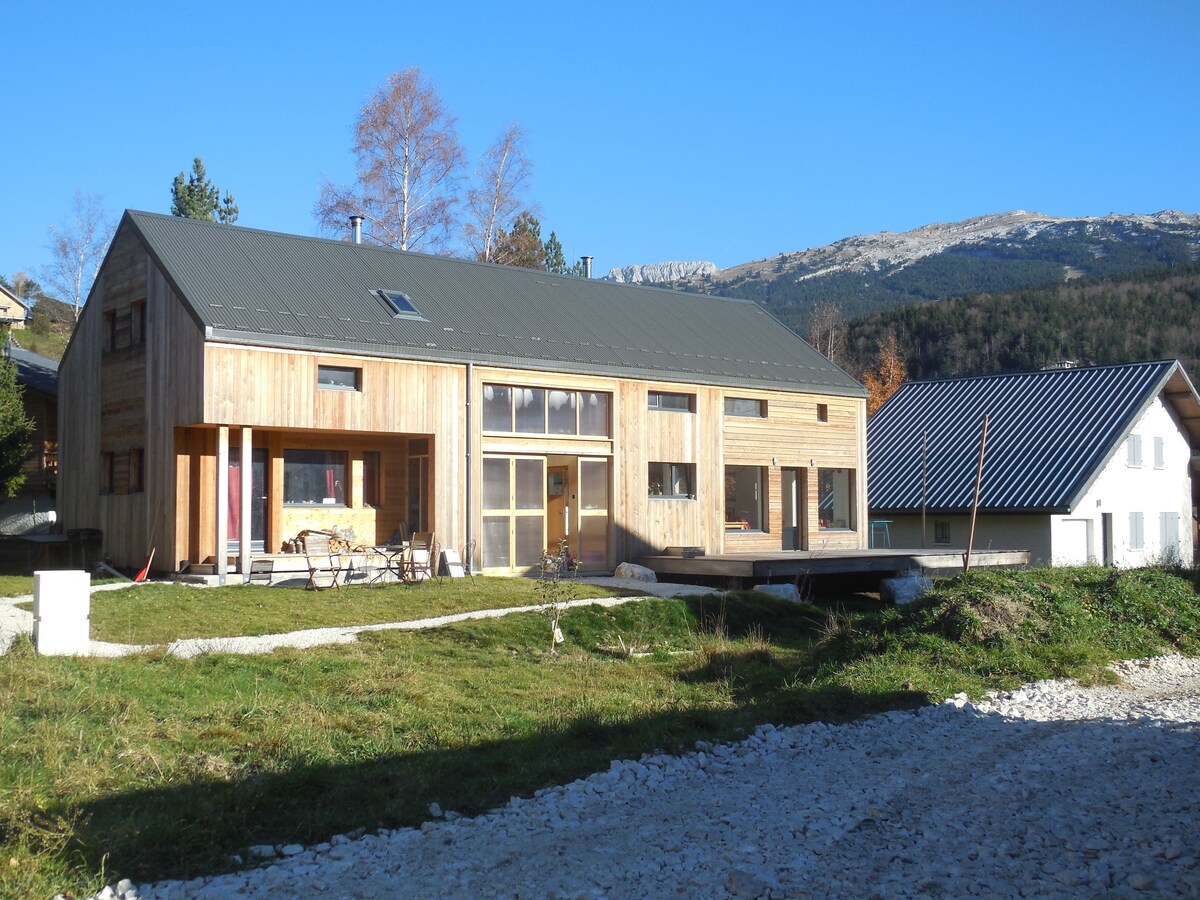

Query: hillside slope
left=675, top=210, right=1200, bottom=332
left=841, top=263, right=1200, bottom=381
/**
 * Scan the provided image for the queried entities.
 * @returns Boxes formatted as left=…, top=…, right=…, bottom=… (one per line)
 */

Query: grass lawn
left=2, top=566, right=1198, bottom=897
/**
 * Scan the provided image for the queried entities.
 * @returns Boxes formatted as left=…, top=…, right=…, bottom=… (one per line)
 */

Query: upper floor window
left=1153, top=436, right=1165, bottom=469
left=648, top=390, right=694, bottom=412
left=724, top=397, right=765, bottom=417
left=817, top=403, right=829, bottom=423
left=482, top=384, right=610, bottom=436
left=1126, top=435, right=1142, bottom=467
left=317, top=365, right=361, bottom=391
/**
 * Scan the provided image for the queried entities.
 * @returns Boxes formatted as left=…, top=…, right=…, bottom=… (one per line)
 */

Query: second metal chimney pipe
left=349, top=215, right=363, bottom=244
left=580, top=256, right=592, bottom=279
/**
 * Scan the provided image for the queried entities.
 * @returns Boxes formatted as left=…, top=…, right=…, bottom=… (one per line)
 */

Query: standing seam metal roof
left=123, top=210, right=865, bottom=397
left=867, top=360, right=1196, bottom=514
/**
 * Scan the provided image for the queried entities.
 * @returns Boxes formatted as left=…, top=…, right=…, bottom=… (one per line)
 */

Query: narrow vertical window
left=129, top=449, right=145, bottom=493
left=363, top=451, right=381, bottom=507
left=1126, top=435, right=1142, bottom=467
left=817, top=403, right=829, bottom=423
left=1153, top=437, right=1164, bottom=469
left=1129, top=511, right=1144, bottom=550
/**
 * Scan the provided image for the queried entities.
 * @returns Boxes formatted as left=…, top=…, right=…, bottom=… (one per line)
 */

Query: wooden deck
left=638, top=548, right=1030, bottom=581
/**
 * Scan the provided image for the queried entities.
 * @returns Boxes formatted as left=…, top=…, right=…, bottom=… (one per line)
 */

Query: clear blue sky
left=3, top=1, right=1197, bottom=284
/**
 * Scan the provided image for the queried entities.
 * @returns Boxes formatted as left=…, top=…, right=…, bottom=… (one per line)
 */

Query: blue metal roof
left=867, top=360, right=1199, bottom=514
left=122, top=211, right=865, bottom=398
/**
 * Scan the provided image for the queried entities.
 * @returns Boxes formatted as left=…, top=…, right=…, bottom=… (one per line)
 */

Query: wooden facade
left=58, top=214, right=869, bottom=578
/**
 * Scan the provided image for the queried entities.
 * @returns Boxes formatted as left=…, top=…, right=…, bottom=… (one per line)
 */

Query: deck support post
left=239, top=427, right=252, bottom=582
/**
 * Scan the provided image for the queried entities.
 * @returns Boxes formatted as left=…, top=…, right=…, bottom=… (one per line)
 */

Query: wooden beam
left=216, top=426, right=228, bottom=585
left=239, top=427, right=252, bottom=582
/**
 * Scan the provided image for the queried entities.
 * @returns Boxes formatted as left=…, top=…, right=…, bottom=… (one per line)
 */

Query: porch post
left=216, top=426, right=229, bottom=585
left=239, top=427, right=252, bottom=582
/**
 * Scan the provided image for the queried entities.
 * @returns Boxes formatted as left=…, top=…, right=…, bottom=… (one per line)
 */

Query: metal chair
left=405, top=531, right=436, bottom=583
left=461, top=538, right=477, bottom=581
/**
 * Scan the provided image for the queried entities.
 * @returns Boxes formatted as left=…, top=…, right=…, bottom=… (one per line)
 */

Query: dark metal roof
left=867, top=360, right=1200, bottom=515
left=123, top=210, right=864, bottom=397
left=5, top=345, right=58, bottom=398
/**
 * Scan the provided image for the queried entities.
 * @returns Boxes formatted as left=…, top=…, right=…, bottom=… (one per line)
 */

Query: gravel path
left=89, top=655, right=1200, bottom=899
left=0, top=576, right=712, bottom=659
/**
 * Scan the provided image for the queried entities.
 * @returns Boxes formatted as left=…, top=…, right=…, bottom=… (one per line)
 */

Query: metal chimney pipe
left=349, top=215, right=363, bottom=244
left=580, top=256, right=592, bottom=279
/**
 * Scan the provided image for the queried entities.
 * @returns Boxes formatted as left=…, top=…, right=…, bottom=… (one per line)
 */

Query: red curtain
left=228, top=457, right=241, bottom=539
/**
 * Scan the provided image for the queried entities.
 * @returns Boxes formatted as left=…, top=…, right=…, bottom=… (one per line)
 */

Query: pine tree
left=0, top=357, right=34, bottom=497
left=171, top=158, right=239, bottom=223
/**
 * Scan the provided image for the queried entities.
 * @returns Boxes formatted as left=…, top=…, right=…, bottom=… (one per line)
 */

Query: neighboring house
left=868, top=361, right=1200, bottom=567
left=58, top=211, right=868, bottom=577
left=0, top=285, right=29, bottom=330
left=0, top=345, right=58, bottom=534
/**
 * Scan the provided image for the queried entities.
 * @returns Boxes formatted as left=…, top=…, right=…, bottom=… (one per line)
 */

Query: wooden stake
left=963, top=415, right=988, bottom=572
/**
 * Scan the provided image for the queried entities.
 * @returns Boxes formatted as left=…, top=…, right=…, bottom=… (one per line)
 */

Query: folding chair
left=303, top=532, right=343, bottom=590
left=405, top=531, right=435, bottom=582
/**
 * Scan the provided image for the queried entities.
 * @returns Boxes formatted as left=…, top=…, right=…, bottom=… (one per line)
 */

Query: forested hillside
left=686, top=217, right=1200, bottom=334
left=842, top=263, right=1200, bottom=381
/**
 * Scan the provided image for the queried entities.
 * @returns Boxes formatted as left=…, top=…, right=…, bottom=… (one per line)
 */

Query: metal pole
left=963, top=414, right=989, bottom=572
left=921, top=430, right=927, bottom=549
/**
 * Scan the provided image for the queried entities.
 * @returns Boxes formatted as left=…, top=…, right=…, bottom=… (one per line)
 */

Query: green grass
left=85, top=578, right=641, bottom=645
left=2, top=566, right=1198, bottom=897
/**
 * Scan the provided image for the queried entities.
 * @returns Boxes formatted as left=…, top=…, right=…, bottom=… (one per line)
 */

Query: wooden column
left=239, top=427, right=252, bottom=582
left=216, top=426, right=229, bottom=585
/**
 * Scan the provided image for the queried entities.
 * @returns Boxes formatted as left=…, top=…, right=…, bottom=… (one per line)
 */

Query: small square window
left=317, top=365, right=361, bottom=391
left=648, top=462, right=694, bottom=499
left=934, top=521, right=950, bottom=544
left=817, top=403, right=829, bottom=423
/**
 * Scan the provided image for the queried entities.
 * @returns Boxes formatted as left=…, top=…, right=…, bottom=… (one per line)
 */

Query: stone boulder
left=614, top=562, right=657, bottom=582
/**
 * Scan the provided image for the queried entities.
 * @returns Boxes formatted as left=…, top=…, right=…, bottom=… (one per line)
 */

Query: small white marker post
left=32, top=570, right=91, bottom=655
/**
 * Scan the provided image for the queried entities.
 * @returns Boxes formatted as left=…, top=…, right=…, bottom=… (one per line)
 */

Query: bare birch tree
left=464, top=123, right=533, bottom=262
left=315, top=67, right=466, bottom=252
left=40, top=191, right=115, bottom=322
left=807, top=300, right=846, bottom=363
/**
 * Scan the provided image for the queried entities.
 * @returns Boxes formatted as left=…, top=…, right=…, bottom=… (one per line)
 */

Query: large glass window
left=579, top=391, right=609, bottom=435
left=482, top=384, right=611, bottom=437
left=648, top=462, right=693, bottom=499
left=284, top=450, right=346, bottom=505
left=818, top=468, right=854, bottom=530
left=724, top=465, right=764, bottom=531
left=483, top=384, right=513, bottom=431
left=514, top=387, right=546, bottom=433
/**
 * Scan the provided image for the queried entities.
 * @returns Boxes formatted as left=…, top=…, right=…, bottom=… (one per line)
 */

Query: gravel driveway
left=94, top=655, right=1200, bottom=899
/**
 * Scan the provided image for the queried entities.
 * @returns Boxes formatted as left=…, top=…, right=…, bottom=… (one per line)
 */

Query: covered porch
left=176, top=424, right=433, bottom=582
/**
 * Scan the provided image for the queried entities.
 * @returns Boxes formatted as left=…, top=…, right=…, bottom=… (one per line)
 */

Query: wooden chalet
left=58, top=211, right=868, bottom=579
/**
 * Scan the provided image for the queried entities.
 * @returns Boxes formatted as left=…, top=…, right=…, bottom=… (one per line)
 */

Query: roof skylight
left=376, top=289, right=421, bottom=318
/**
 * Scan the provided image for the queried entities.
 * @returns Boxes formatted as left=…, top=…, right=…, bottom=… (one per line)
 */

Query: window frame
left=724, top=465, right=766, bottom=532
left=317, top=364, right=362, bottom=392
left=934, top=521, right=951, bottom=545
left=648, top=390, right=695, bottom=413
left=647, top=462, right=695, bottom=500
left=375, top=289, right=423, bottom=318
left=817, top=403, right=829, bottom=423
left=817, top=467, right=856, bottom=531
left=1153, top=436, right=1165, bottom=470
left=482, top=383, right=611, bottom=437
left=1127, top=435, right=1142, bottom=468
left=283, top=449, right=348, bottom=506
left=1129, top=511, right=1144, bottom=550
left=724, top=397, right=766, bottom=418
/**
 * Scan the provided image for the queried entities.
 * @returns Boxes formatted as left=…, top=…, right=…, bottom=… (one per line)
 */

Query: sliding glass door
left=482, top=455, right=546, bottom=572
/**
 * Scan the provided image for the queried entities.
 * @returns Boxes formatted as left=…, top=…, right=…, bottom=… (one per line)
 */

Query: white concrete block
left=33, top=570, right=91, bottom=655
left=753, top=583, right=800, bottom=603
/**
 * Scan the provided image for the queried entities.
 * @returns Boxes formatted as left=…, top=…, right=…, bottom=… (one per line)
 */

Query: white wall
left=1063, top=395, right=1194, bottom=567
